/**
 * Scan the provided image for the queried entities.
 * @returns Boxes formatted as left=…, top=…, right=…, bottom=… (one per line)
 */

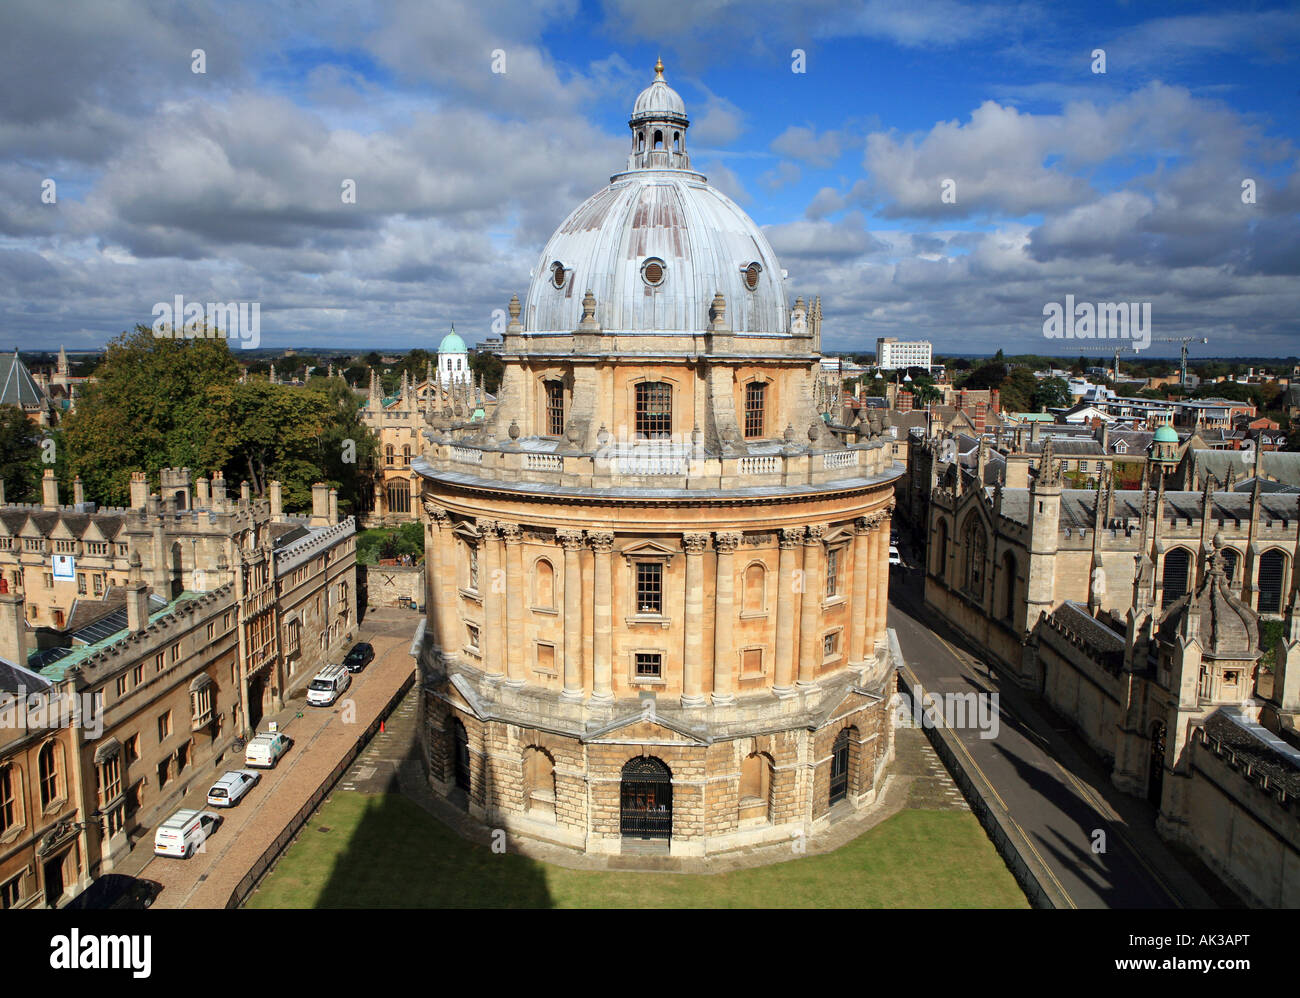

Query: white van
left=245, top=731, right=292, bottom=769
left=306, top=663, right=351, bottom=707
left=153, top=808, right=221, bottom=858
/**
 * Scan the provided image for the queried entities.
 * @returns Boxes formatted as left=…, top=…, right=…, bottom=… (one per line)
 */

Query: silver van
left=306, top=663, right=351, bottom=707
left=153, top=808, right=221, bottom=858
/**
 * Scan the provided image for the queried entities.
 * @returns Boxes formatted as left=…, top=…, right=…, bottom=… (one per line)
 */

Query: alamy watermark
left=892, top=684, right=999, bottom=739
left=0, top=686, right=104, bottom=739
left=151, top=295, right=261, bottom=349
left=1043, top=295, right=1151, bottom=351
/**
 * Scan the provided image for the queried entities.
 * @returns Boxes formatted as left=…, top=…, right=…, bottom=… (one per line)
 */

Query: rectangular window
left=97, top=755, right=122, bottom=807
left=468, top=545, right=479, bottom=591
left=124, top=734, right=139, bottom=763
left=826, top=548, right=840, bottom=598
left=115, top=676, right=127, bottom=697
left=157, top=711, right=171, bottom=741
left=155, top=653, right=164, bottom=673
left=0, top=766, right=14, bottom=833
left=170, top=643, right=180, bottom=663
left=0, top=874, right=21, bottom=909
left=77, top=573, right=87, bottom=596
left=156, top=758, right=171, bottom=788
left=742, top=648, right=763, bottom=676
left=635, top=562, right=663, bottom=615
left=635, top=382, right=672, bottom=439
left=132, top=664, right=144, bottom=687
left=744, top=382, right=766, bottom=438
left=823, top=632, right=839, bottom=659
left=546, top=381, right=565, bottom=437
left=635, top=652, right=662, bottom=678
left=535, top=643, right=556, bottom=675
left=207, top=622, right=215, bottom=640
left=466, top=624, right=480, bottom=651
left=93, top=575, right=103, bottom=596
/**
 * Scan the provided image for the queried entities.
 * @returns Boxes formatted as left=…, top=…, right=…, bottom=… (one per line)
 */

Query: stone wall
left=361, top=563, right=425, bottom=609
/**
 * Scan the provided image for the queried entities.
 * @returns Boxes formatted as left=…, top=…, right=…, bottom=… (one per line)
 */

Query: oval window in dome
left=743, top=261, right=762, bottom=291
left=551, top=261, right=566, bottom=289
left=642, top=258, right=666, bottom=287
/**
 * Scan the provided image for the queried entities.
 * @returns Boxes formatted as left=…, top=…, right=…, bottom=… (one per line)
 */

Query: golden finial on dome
left=654, top=56, right=664, bottom=79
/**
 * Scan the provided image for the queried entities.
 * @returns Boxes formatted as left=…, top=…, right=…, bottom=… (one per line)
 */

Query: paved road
left=117, top=608, right=421, bottom=908
left=887, top=555, right=1223, bottom=909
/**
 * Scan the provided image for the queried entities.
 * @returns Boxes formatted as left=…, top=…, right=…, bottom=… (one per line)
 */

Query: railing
left=451, top=446, right=483, bottom=465
left=738, top=456, right=779, bottom=475
left=824, top=451, right=859, bottom=470
left=608, top=446, right=689, bottom=476
left=523, top=453, right=563, bottom=473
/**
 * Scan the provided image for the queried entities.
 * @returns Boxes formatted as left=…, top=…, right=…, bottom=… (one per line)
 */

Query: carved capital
left=683, top=532, right=710, bottom=555
left=853, top=516, right=873, bottom=534
left=587, top=530, right=615, bottom=554
left=423, top=499, right=450, bottom=525
left=779, top=527, right=803, bottom=549
left=803, top=524, right=825, bottom=544
left=500, top=522, right=523, bottom=545
left=557, top=529, right=586, bottom=552
left=478, top=519, right=501, bottom=539
left=714, top=531, right=743, bottom=554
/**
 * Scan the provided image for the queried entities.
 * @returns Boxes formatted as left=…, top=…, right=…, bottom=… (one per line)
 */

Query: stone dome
left=521, top=62, right=789, bottom=336
left=1158, top=542, right=1259, bottom=661
left=438, top=328, right=467, bottom=354
left=1154, top=425, right=1178, bottom=443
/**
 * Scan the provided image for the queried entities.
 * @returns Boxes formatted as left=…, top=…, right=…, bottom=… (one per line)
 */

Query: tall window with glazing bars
left=635, top=382, right=672, bottom=439
left=545, top=380, right=565, bottom=437
left=744, top=382, right=766, bottom=438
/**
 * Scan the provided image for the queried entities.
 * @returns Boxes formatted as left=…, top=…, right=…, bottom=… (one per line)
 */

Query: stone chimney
left=211, top=472, right=226, bottom=509
left=311, top=483, right=330, bottom=525
left=73, top=476, right=84, bottom=506
left=41, top=469, right=59, bottom=509
left=328, top=488, right=339, bottom=525
left=125, top=553, right=150, bottom=633
left=129, top=471, right=149, bottom=509
left=240, top=481, right=251, bottom=504
left=0, top=580, right=27, bottom=667
left=195, top=476, right=211, bottom=509
left=269, top=480, right=283, bottom=520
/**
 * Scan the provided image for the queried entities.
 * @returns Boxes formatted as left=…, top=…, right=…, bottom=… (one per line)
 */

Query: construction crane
left=1071, top=343, right=1141, bottom=383
left=1155, top=336, right=1209, bottom=389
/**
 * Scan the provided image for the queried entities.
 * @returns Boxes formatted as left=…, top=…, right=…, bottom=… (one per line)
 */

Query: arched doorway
left=1147, top=720, right=1166, bottom=805
left=830, top=729, right=851, bottom=805
left=620, top=757, right=672, bottom=840
left=451, top=719, right=470, bottom=792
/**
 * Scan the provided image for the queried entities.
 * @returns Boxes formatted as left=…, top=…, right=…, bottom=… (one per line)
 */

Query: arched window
left=1258, top=549, right=1287, bottom=614
left=830, top=728, right=854, bottom=805
left=653, top=130, right=663, bottom=150
left=673, top=131, right=681, bottom=151
left=38, top=742, right=60, bottom=809
left=451, top=719, right=470, bottom=793
left=934, top=519, right=949, bottom=580
left=1162, top=548, right=1192, bottom=608
left=744, top=382, right=766, bottom=438
left=739, top=752, right=773, bottom=822
left=522, top=746, right=556, bottom=820
left=384, top=444, right=394, bottom=466
left=0, top=763, right=17, bottom=833
left=1220, top=547, right=1239, bottom=584
left=544, top=380, right=565, bottom=437
left=635, top=382, right=672, bottom=439
left=533, top=559, right=556, bottom=610
left=386, top=480, right=410, bottom=514
left=1001, top=551, right=1017, bottom=623
left=743, top=562, right=766, bottom=614
left=638, top=131, right=646, bottom=152
left=401, top=444, right=411, bottom=466
left=963, top=515, right=987, bottom=597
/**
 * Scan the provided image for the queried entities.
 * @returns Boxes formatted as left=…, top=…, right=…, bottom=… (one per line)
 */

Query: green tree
left=0, top=408, right=41, bottom=502
left=1032, top=377, right=1071, bottom=412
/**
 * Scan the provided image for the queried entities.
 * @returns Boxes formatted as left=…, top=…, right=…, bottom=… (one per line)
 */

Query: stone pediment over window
left=586, top=714, right=708, bottom=745
left=619, top=540, right=677, bottom=563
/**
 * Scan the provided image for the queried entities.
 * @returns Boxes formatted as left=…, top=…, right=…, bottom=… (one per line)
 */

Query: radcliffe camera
left=0, top=0, right=1294, bottom=983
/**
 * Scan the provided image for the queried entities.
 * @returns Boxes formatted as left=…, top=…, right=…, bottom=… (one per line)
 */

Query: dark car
left=343, top=642, right=374, bottom=673
left=66, top=874, right=162, bottom=910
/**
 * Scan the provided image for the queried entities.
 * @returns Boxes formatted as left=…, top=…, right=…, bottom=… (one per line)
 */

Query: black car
left=66, top=874, right=162, bottom=910
left=343, top=642, right=374, bottom=673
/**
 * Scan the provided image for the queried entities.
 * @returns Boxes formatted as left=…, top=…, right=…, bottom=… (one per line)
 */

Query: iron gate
left=620, top=757, right=673, bottom=840
left=452, top=720, right=470, bottom=792
left=829, top=730, right=850, bottom=805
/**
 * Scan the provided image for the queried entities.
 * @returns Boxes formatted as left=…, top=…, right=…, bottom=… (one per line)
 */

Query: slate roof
left=1202, top=708, right=1300, bottom=797
left=1192, top=450, right=1300, bottom=488
left=996, top=488, right=1300, bottom=528
left=1053, top=599, right=1126, bottom=653
left=0, top=656, right=51, bottom=696
left=0, top=352, right=47, bottom=407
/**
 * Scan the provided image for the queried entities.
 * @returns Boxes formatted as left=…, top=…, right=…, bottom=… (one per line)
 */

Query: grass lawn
left=246, top=792, right=1028, bottom=908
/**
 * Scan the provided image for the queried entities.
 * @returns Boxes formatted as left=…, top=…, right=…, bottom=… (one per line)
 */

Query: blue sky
left=1, top=0, right=1297, bottom=359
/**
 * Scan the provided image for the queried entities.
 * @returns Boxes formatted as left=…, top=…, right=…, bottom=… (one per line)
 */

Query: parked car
left=153, top=809, right=221, bottom=859
left=343, top=642, right=374, bottom=673
left=207, top=769, right=262, bottom=808
left=245, top=731, right=293, bottom=769
left=888, top=546, right=903, bottom=567
left=307, top=662, right=352, bottom=706
left=66, top=874, right=162, bottom=909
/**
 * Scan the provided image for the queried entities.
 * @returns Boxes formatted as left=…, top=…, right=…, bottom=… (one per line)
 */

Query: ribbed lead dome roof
left=521, top=63, right=789, bottom=336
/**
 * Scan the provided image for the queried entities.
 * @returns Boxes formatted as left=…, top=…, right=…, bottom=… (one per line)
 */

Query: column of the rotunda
left=797, top=525, right=824, bottom=686
left=480, top=520, right=505, bottom=678
left=712, top=532, right=741, bottom=704
left=589, top=531, right=615, bottom=704
left=558, top=530, right=586, bottom=700
left=849, top=517, right=871, bottom=665
left=875, top=506, right=893, bottom=645
left=774, top=527, right=801, bottom=695
left=864, top=514, right=881, bottom=647
left=502, top=523, right=525, bottom=684
left=681, top=533, right=709, bottom=706
left=438, top=512, right=461, bottom=659
left=423, top=503, right=448, bottom=651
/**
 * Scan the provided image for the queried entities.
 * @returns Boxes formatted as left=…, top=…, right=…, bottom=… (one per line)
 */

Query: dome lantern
left=627, top=60, right=690, bottom=172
